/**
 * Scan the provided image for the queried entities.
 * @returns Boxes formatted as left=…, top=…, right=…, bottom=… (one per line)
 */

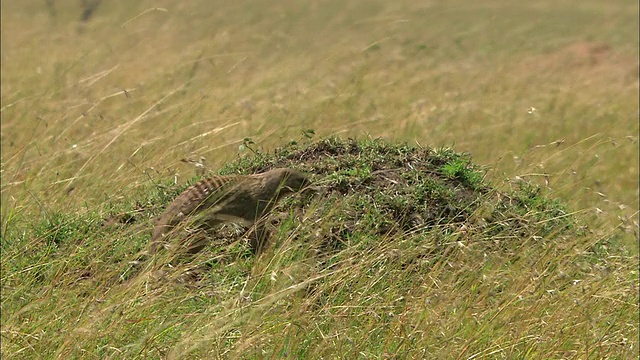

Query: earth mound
left=184, top=137, right=573, bottom=256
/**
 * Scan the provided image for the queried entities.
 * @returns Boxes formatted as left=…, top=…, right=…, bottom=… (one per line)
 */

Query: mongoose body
left=150, top=168, right=311, bottom=253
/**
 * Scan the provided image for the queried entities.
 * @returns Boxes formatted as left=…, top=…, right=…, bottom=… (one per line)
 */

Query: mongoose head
left=263, top=168, right=312, bottom=197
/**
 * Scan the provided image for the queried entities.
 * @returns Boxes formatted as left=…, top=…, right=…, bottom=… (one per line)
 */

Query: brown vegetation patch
left=520, top=41, right=637, bottom=83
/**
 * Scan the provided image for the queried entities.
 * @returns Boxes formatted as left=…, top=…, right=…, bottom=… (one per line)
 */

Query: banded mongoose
left=150, top=168, right=311, bottom=254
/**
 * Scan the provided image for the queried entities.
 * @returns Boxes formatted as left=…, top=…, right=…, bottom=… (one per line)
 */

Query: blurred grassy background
left=2, top=1, right=637, bottom=229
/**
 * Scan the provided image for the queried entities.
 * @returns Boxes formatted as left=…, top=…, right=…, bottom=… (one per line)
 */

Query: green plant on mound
left=2, top=137, right=634, bottom=359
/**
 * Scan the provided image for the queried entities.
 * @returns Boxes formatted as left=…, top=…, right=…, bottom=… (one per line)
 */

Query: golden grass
left=1, top=0, right=638, bottom=358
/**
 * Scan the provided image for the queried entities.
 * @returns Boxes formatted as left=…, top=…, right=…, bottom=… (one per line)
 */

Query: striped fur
left=150, top=168, right=310, bottom=253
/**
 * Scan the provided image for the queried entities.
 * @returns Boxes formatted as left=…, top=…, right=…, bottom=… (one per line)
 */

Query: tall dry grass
left=1, top=0, right=637, bottom=358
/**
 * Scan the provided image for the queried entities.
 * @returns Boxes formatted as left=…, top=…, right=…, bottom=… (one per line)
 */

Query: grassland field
left=1, top=0, right=638, bottom=359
